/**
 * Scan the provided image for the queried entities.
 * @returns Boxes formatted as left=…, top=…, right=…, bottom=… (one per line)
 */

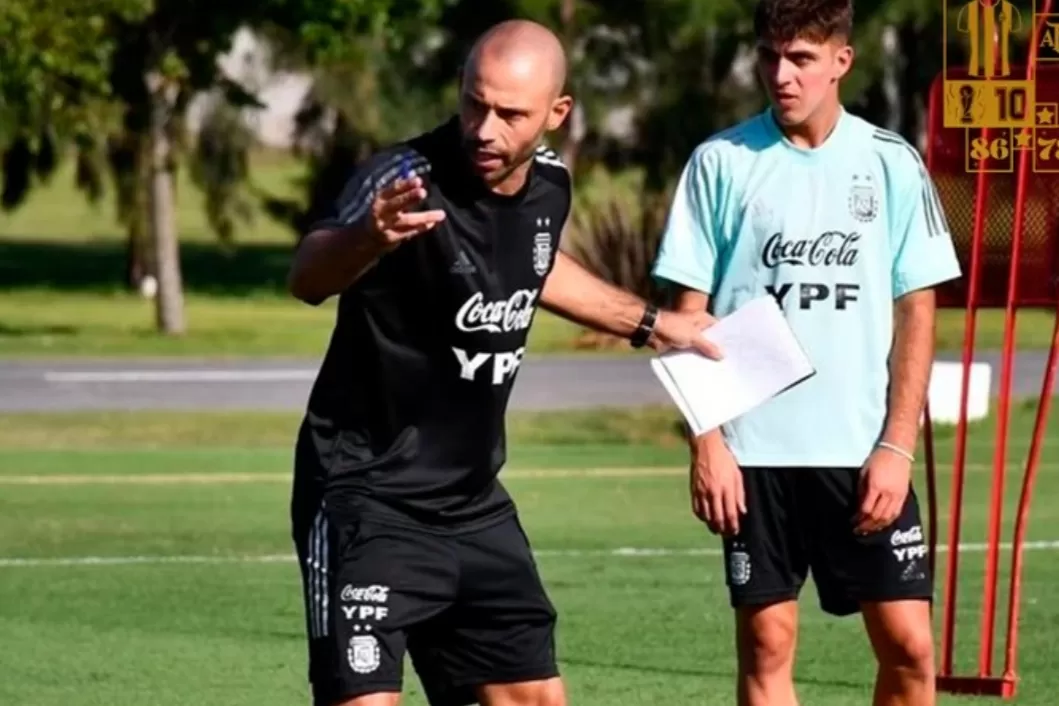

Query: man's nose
left=475, top=110, right=501, bottom=143
left=774, top=59, right=796, bottom=87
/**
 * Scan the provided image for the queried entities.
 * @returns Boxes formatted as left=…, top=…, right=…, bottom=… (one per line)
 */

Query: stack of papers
left=650, top=295, right=816, bottom=436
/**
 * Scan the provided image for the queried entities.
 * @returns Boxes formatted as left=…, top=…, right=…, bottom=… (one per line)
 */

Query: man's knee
left=882, top=625, right=934, bottom=678
left=478, top=677, right=566, bottom=706
left=736, top=602, right=799, bottom=676
left=863, top=599, right=935, bottom=678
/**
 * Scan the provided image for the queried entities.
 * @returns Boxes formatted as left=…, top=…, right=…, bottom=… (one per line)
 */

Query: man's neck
left=776, top=99, right=843, bottom=149
left=488, top=160, right=533, bottom=196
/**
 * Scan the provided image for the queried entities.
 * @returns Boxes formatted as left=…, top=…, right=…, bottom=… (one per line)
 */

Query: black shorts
left=722, top=466, right=933, bottom=617
left=291, top=502, right=559, bottom=706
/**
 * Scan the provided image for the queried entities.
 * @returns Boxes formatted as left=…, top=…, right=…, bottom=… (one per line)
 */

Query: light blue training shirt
left=652, top=107, right=962, bottom=468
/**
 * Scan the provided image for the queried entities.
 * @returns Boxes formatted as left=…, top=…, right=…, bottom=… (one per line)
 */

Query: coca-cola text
left=455, top=289, right=538, bottom=334
left=761, top=231, right=860, bottom=269
left=341, top=584, right=390, bottom=603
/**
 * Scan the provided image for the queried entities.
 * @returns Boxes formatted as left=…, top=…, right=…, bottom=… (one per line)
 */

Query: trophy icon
left=960, top=84, right=976, bottom=124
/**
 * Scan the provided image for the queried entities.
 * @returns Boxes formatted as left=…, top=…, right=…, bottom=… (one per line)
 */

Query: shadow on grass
left=558, top=657, right=866, bottom=691
left=0, top=237, right=296, bottom=296
left=0, top=323, right=79, bottom=337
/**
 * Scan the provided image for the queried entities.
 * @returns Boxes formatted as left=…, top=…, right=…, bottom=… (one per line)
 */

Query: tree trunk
left=146, top=70, right=185, bottom=334
left=126, top=144, right=151, bottom=289
left=125, top=220, right=148, bottom=288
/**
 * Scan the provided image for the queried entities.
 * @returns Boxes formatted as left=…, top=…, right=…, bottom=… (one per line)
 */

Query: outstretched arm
left=539, top=251, right=654, bottom=339
left=539, top=251, right=721, bottom=358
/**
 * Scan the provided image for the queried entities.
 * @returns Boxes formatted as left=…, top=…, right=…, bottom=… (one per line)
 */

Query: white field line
left=0, top=462, right=1055, bottom=485
left=44, top=369, right=316, bottom=383
left=3, top=541, right=1059, bottom=568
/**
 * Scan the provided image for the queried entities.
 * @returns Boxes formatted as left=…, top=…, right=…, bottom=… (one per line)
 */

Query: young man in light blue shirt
left=652, top=1, right=962, bottom=704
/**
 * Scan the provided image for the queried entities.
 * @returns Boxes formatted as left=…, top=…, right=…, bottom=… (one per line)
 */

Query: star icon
left=1015, top=129, right=1034, bottom=148
left=1037, top=107, right=1055, bottom=125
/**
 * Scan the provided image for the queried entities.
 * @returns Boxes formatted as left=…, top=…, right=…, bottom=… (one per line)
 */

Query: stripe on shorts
left=306, top=503, right=330, bottom=639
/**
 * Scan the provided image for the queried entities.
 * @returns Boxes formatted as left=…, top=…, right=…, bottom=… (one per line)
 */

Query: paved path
left=0, top=352, right=1054, bottom=412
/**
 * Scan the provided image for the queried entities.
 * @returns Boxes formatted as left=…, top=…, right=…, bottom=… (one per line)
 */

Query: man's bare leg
left=736, top=601, right=800, bottom=706
left=335, top=694, right=401, bottom=706
left=477, top=677, right=567, bottom=706
left=861, top=599, right=935, bottom=706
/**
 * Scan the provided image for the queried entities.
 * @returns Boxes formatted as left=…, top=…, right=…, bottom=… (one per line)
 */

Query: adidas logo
left=450, top=251, right=476, bottom=274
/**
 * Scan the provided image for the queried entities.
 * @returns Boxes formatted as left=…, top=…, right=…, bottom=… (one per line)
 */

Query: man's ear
left=546, top=94, right=574, bottom=131
left=835, top=43, right=854, bottom=81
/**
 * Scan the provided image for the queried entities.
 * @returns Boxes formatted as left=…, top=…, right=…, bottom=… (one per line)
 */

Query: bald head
left=456, top=20, right=573, bottom=194
left=464, top=20, right=568, bottom=98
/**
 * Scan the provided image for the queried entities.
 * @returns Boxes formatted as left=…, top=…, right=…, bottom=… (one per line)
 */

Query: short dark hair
left=754, top=0, right=854, bottom=44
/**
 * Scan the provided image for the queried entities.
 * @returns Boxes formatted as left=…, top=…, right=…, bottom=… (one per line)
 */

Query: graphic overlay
left=1033, top=101, right=1059, bottom=170
left=929, top=5, right=1059, bottom=699
left=942, top=0, right=1059, bottom=173
left=1038, top=12, right=1059, bottom=61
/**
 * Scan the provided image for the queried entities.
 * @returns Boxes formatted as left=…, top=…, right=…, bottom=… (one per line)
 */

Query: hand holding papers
left=650, top=295, right=815, bottom=436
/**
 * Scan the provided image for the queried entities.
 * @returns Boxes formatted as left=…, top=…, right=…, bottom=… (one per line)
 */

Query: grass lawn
left=1, top=248, right=1053, bottom=358
left=1, top=403, right=1057, bottom=704
left=0, top=288, right=590, bottom=358
left=0, top=153, right=1055, bottom=358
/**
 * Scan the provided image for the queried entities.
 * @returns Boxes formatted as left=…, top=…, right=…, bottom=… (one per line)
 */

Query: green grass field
left=1, top=404, right=1057, bottom=705
left=1, top=154, right=1056, bottom=357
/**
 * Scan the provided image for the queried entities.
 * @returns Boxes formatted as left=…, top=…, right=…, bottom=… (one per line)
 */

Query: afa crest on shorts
left=848, top=173, right=879, bottom=223
left=347, top=634, right=381, bottom=674
left=533, top=218, right=552, bottom=277
left=729, top=550, right=751, bottom=586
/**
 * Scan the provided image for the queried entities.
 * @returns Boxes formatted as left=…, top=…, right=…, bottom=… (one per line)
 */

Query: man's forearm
left=288, top=225, right=386, bottom=305
left=883, top=290, right=936, bottom=453
left=539, top=251, right=648, bottom=338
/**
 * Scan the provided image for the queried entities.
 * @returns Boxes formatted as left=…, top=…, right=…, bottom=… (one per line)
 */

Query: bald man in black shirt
left=286, top=20, right=719, bottom=706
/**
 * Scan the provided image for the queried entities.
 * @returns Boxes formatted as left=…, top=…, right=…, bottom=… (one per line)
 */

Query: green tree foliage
left=259, top=0, right=452, bottom=234
left=1, top=0, right=449, bottom=333
left=0, top=0, right=963, bottom=341
left=0, top=0, right=148, bottom=208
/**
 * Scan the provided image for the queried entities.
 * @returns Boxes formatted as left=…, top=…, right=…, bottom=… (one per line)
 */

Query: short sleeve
left=890, top=159, right=963, bottom=298
left=651, top=146, right=727, bottom=294
left=308, top=150, right=416, bottom=232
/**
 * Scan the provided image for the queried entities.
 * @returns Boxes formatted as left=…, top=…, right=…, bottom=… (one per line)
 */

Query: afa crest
left=347, top=634, right=381, bottom=674
left=729, top=550, right=751, bottom=586
left=848, top=174, right=879, bottom=223
left=533, top=217, right=553, bottom=277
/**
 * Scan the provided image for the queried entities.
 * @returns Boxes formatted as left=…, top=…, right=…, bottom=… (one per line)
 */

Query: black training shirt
left=297, top=116, right=571, bottom=531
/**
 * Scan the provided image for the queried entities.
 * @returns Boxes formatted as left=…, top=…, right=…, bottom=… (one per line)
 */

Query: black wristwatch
left=630, top=303, right=659, bottom=348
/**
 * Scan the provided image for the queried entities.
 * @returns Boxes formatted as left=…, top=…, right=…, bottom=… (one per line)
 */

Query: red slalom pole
left=940, top=120, right=988, bottom=679
left=1002, top=307, right=1059, bottom=688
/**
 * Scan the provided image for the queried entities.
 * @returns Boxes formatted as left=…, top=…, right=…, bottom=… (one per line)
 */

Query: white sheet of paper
left=650, top=295, right=816, bottom=436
